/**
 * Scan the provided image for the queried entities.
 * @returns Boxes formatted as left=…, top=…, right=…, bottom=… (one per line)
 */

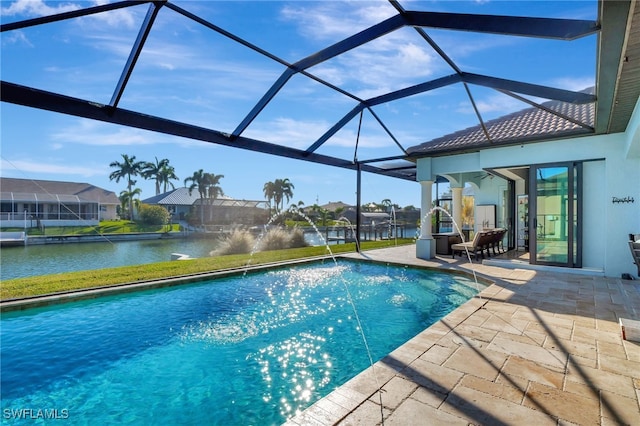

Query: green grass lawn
left=1, top=239, right=415, bottom=301
left=1, top=220, right=180, bottom=236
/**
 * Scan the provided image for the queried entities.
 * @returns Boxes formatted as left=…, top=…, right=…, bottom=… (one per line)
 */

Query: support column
left=451, top=186, right=463, bottom=235
left=416, top=180, right=436, bottom=259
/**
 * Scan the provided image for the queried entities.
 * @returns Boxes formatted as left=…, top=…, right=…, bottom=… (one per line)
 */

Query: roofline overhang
left=595, top=0, right=634, bottom=134
left=406, top=128, right=594, bottom=159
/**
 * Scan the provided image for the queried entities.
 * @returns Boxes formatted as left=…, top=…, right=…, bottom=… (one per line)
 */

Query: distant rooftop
left=0, top=177, right=119, bottom=204
left=142, top=187, right=200, bottom=206
left=142, top=187, right=266, bottom=208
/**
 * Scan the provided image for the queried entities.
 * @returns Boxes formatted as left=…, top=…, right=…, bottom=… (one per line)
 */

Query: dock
left=0, top=232, right=27, bottom=247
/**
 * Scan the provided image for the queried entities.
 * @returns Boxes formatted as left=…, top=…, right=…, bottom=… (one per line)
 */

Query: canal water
left=1, top=228, right=418, bottom=281
left=0, top=237, right=223, bottom=281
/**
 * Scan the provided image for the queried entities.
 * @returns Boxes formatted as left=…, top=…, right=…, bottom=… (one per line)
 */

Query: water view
left=0, top=228, right=418, bottom=281
left=1, top=260, right=482, bottom=425
left=0, top=237, right=221, bottom=281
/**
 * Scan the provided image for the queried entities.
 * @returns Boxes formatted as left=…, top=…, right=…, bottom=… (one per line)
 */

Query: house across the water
left=0, top=177, right=119, bottom=227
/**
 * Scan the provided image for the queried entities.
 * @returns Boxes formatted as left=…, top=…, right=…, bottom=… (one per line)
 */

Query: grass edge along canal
left=1, top=240, right=415, bottom=301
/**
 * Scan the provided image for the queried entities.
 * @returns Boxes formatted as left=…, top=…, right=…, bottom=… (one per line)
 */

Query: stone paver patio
left=286, top=245, right=640, bottom=426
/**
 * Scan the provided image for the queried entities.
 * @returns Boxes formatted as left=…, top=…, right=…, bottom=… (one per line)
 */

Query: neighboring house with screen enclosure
left=0, top=177, right=119, bottom=227
left=143, top=188, right=269, bottom=227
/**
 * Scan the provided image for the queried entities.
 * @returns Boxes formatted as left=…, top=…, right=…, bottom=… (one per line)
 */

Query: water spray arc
left=418, top=206, right=483, bottom=300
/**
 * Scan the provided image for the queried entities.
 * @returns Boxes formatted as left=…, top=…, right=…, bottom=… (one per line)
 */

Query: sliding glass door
left=529, top=163, right=581, bottom=267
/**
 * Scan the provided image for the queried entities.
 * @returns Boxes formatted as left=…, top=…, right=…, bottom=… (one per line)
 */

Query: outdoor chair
left=451, top=230, right=493, bottom=260
left=490, top=228, right=507, bottom=255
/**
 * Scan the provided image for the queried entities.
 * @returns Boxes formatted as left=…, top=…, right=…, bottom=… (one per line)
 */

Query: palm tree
left=185, top=170, right=224, bottom=225
left=276, top=178, right=294, bottom=213
left=263, top=181, right=277, bottom=214
left=273, top=178, right=295, bottom=213
left=185, top=170, right=208, bottom=226
left=118, top=188, right=142, bottom=220
left=263, top=178, right=294, bottom=215
left=109, top=154, right=145, bottom=219
left=143, top=157, right=179, bottom=195
left=381, top=198, right=392, bottom=213
left=203, top=173, right=224, bottom=222
left=159, top=163, right=179, bottom=193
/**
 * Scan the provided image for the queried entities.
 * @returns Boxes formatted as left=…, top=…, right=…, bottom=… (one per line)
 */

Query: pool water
left=1, top=260, right=482, bottom=425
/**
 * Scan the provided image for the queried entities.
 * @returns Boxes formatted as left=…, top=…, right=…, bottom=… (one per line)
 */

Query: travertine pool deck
left=287, top=245, right=640, bottom=425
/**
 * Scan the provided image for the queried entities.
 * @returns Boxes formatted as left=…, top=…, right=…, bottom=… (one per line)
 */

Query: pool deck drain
left=286, top=245, right=640, bottom=426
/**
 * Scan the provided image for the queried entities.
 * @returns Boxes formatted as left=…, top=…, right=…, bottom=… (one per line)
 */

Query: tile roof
left=407, top=95, right=595, bottom=157
left=0, top=177, right=119, bottom=204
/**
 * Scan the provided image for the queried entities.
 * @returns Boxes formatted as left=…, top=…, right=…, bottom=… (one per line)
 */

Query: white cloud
left=49, top=119, right=205, bottom=149
left=246, top=117, right=330, bottom=149
left=1, top=0, right=138, bottom=28
left=456, top=93, right=523, bottom=115
left=83, top=0, right=136, bottom=28
left=281, top=2, right=439, bottom=99
left=1, top=158, right=106, bottom=177
left=52, top=120, right=153, bottom=146
left=550, top=76, right=595, bottom=92
left=280, top=2, right=393, bottom=41
left=1, top=0, right=79, bottom=17
left=1, top=30, right=33, bottom=47
left=245, top=117, right=391, bottom=150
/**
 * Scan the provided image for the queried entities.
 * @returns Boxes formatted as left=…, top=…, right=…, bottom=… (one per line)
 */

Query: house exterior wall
left=100, top=204, right=118, bottom=221
left=1, top=201, right=117, bottom=226
left=415, top=99, right=640, bottom=278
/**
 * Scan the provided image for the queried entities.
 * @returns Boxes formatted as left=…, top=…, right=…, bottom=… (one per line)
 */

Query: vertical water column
left=451, top=186, right=463, bottom=236
left=416, top=180, right=436, bottom=259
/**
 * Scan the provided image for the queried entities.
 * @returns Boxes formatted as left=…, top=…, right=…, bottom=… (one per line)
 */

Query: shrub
left=138, top=204, right=170, bottom=226
left=211, top=229, right=255, bottom=256
left=258, top=227, right=309, bottom=251
left=211, top=227, right=309, bottom=256
left=258, top=228, right=290, bottom=251
left=288, top=228, right=309, bottom=248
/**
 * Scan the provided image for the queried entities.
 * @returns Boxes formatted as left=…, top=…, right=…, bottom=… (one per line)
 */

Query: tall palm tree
left=203, top=173, right=224, bottom=222
left=263, top=181, right=277, bottom=214
left=158, top=163, right=179, bottom=194
left=273, top=178, right=294, bottom=213
left=185, top=170, right=224, bottom=225
left=109, top=154, right=145, bottom=219
left=142, top=157, right=178, bottom=195
left=263, top=178, right=294, bottom=214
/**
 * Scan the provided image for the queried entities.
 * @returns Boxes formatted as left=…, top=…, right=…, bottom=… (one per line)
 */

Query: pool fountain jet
left=389, top=205, right=398, bottom=247
left=245, top=205, right=385, bottom=422
left=333, top=216, right=361, bottom=252
left=419, top=207, right=483, bottom=300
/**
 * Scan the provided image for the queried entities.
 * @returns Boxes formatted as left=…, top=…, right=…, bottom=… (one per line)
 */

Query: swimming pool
left=1, top=260, right=482, bottom=425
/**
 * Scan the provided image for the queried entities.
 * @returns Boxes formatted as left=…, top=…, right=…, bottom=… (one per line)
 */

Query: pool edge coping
left=0, top=255, right=335, bottom=313
left=1, top=253, right=493, bottom=313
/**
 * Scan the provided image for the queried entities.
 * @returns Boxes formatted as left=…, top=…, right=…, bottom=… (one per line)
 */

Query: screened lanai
left=3, top=1, right=634, bottom=174
left=1, top=0, right=639, bottom=262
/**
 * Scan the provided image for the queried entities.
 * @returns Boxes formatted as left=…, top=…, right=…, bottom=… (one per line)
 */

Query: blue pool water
left=1, top=260, right=482, bottom=425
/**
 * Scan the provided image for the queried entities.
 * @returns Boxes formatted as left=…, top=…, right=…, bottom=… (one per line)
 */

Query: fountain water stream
left=419, top=206, right=483, bottom=299
left=333, top=216, right=361, bottom=252
left=242, top=206, right=385, bottom=420
left=389, top=205, right=398, bottom=246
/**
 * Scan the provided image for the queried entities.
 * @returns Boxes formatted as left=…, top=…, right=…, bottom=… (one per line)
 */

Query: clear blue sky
left=1, top=0, right=596, bottom=208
